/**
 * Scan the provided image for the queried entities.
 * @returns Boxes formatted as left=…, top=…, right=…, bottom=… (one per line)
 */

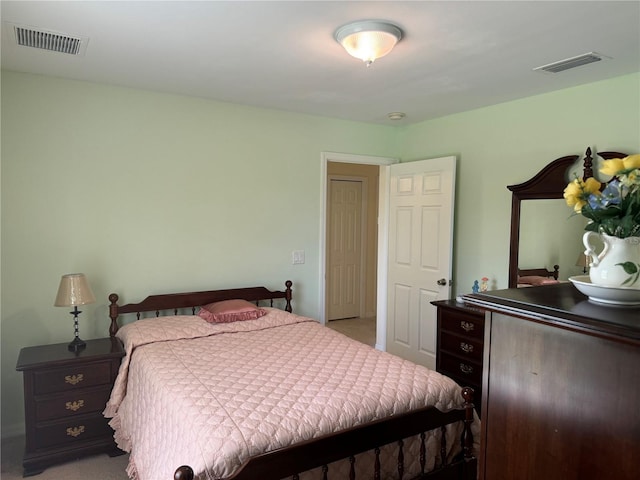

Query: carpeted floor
left=1, top=435, right=130, bottom=480
left=1, top=317, right=376, bottom=479
left=326, top=316, right=376, bottom=347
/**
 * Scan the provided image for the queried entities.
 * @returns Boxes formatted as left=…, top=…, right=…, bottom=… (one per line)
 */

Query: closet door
left=327, top=178, right=364, bottom=321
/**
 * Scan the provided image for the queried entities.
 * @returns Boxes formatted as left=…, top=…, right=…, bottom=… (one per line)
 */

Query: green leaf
left=616, top=261, right=639, bottom=275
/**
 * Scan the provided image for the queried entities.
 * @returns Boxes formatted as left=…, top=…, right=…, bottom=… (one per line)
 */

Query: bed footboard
left=174, top=387, right=476, bottom=480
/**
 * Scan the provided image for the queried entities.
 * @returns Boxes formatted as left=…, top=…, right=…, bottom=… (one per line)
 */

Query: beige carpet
left=1, top=436, right=129, bottom=480
left=326, top=316, right=376, bottom=347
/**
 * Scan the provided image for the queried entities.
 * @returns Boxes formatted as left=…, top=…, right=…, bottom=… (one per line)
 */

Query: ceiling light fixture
left=334, top=20, right=403, bottom=67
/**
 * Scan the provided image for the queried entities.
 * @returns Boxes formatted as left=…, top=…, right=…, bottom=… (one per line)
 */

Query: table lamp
left=54, top=273, right=96, bottom=352
left=575, top=253, right=591, bottom=274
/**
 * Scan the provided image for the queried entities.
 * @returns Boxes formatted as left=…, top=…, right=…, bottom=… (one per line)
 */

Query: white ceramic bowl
left=568, top=275, right=640, bottom=306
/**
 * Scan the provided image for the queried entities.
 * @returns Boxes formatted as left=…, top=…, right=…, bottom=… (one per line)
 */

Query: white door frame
left=319, top=152, right=398, bottom=350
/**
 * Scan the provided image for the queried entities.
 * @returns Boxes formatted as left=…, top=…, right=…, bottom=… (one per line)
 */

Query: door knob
left=437, top=278, right=447, bottom=286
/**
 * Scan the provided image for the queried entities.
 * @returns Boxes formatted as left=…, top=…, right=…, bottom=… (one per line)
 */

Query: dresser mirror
left=507, top=148, right=627, bottom=288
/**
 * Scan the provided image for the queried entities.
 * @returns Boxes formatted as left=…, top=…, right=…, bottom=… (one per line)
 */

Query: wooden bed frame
left=107, top=281, right=477, bottom=480
left=518, top=265, right=560, bottom=280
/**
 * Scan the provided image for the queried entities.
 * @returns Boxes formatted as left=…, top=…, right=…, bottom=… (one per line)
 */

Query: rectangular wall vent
left=533, top=52, right=607, bottom=74
left=13, top=25, right=84, bottom=55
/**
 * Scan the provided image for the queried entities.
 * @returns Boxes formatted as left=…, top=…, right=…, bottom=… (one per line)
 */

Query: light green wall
left=398, top=72, right=640, bottom=292
left=2, top=70, right=639, bottom=437
left=0, top=71, right=398, bottom=436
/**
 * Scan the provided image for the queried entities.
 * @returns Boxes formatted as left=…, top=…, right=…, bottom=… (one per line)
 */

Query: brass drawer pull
left=460, top=363, right=474, bottom=374
left=66, top=425, right=85, bottom=437
left=460, top=342, right=474, bottom=353
left=65, top=400, right=85, bottom=412
left=460, top=321, right=475, bottom=332
left=64, top=374, right=84, bottom=385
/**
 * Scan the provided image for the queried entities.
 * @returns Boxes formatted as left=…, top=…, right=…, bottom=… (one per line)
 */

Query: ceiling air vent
left=533, top=52, right=607, bottom=74
left=12, top=24, right=87, bottom=55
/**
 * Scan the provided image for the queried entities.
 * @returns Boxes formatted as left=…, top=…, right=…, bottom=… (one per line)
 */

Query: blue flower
left=596, top=180, right=622, bottom=208
left=565, top=155, right=640, bottom=239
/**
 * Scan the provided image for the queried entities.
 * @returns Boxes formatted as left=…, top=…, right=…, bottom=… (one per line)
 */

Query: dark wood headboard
left=518, top=265, right=559, bottom=280
left=108, top=280, right=292, bottom=337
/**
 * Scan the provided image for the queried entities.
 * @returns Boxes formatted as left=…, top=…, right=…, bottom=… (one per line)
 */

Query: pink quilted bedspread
left=104, top=308, right=477, bottom=480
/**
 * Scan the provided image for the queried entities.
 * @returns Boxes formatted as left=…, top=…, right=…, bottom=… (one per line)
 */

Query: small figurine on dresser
left=472, top=280, right=480, bottom=294
left=481, top=277, right=489, bottom=292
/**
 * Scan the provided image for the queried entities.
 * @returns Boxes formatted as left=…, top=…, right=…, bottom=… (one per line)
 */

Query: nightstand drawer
left=17, top=338, right=125, bottom=475
left=438, top=354, right=483, bottom=386
left=34, top=361, right=112, bottom=395
left=439, top=331, right=484, bottom=362
left=34, top=413, right=113, bottom=450
left=440, top=310, right=484, bottom=340
left=35, top=386, right=112, bottom=421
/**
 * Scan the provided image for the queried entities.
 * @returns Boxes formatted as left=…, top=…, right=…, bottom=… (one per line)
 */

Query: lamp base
left=68, top=307, right=86, bottom=352
left=68, top=337, right=86, bottom=352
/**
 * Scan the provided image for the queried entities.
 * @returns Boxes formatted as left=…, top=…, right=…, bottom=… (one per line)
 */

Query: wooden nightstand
left=16, top=337, right=125, bottom=476
left=431, top=299, right=485, bottom=416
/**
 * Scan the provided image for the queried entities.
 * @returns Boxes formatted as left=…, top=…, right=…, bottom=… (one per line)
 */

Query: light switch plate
left=292, top=250, right=305, bottom=265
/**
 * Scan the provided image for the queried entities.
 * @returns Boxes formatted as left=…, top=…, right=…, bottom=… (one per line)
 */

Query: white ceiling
left=2, top=1, right=639, bottom=125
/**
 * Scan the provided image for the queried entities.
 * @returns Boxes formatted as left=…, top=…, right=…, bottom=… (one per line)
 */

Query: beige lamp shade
left=575, top=253, right=591, bottom=268
left=575, top=253, right=591, bottom=274
left=54, top=273, right=96, bottom=307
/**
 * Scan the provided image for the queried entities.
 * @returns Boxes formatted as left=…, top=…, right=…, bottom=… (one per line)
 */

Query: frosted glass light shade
left=54, top=273, right=96, bottom=307
left=335, top=21, right=403, bottom=66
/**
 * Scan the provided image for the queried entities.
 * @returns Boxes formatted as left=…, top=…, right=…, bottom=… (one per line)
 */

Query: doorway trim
left=319, top=152, right=398, bottom=348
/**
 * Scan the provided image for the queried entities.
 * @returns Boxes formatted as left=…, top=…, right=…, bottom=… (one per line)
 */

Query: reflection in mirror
left=518, top=199, right=588, bottom=281
left=507, top=147, right=628, bottom=288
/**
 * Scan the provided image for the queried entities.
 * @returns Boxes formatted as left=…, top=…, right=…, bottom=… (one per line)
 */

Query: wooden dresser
left=16, top=337, right=125, bottom=476
left=432, top=299, right=485, bottom=414
left=463, top=283, right=640, bottom=480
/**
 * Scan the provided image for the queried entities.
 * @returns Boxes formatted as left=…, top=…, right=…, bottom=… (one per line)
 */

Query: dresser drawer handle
left=65, top=400, right=85, bottom=412
left=66, top=426, right=85, bottom=437
left=460, top=321, right=475, bottom=332
left=64, top=374, right=84, bottom=385
left=460, top=342, right=474, bottom=353
left=459, top=363, right=474, bottom=374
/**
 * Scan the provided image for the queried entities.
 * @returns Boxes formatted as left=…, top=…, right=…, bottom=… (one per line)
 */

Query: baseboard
left=1, top=422, right=25, bottom=440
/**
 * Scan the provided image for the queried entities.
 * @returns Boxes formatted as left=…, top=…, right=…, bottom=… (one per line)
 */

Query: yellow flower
left=600, top=158, right=625, bottom=176
left=563, top=177, right=601, bottom=213
left=623, top=154, right=640, bottom=170
left=601, top=155, right=640, bottom=176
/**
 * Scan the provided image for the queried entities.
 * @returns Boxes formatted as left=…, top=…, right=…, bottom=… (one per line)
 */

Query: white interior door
left=327, top=179, right=363, bottom=320
left=385, top=156, right=456, bottom=369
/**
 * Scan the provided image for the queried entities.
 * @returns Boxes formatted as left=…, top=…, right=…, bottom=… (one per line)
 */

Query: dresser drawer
left=35, top=386, right=112, bottom=422
left=34, top=413, right=113, bottom=450
left=34, top=361, right=112, bottom=395
left=440, top=310, right=485, bottom=340
left=439, top=354, right=483, bottom=386
left=439, top=331, right=484, bottom=363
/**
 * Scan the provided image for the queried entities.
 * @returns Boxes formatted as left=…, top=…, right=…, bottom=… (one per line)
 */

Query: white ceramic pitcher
left=583, top=232, right=640, bottom=289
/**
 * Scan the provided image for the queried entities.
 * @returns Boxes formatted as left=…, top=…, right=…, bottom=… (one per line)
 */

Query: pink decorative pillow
left=197, top=299, right=267, bottom=323
left=518, top=276, right=560, bottom=286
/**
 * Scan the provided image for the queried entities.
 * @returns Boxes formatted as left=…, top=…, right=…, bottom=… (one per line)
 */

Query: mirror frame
left=507, top=147, right=627, bottom=288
